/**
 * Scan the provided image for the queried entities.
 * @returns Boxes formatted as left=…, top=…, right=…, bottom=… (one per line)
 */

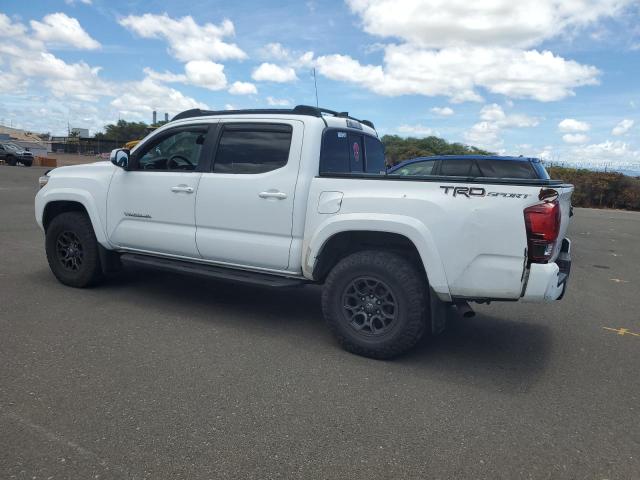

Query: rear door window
left=320, top=130, right=350, bottom=174
left=213, top=124, right=292, bottom=174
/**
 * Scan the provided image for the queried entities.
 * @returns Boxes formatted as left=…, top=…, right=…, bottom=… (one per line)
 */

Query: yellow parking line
left=603, top=327, right=640, bottom=337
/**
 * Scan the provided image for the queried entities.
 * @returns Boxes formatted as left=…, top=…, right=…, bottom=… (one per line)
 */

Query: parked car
left=0, top=142, right=33, bottom=166
left=35, top=105, right=574, bottom=359
left=388, top=155, right=550, bottom=179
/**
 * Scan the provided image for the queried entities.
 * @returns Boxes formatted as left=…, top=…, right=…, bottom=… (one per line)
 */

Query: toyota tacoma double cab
left=35, top=105, right=573, bottom=359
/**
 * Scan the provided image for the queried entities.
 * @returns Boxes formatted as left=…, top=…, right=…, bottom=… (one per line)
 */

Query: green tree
left=381, top=135, right=492, bottom=165
left=547, top=166, right=640, bottom=211
left=95, top=120, right=149, bottom=142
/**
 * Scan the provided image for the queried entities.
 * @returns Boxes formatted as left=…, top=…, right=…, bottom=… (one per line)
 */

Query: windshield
left=2, top=143, right=20, bottom=152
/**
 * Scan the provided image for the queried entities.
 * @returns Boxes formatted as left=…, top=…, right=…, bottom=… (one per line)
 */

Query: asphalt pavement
left=1, top=166, right=639, bottom=479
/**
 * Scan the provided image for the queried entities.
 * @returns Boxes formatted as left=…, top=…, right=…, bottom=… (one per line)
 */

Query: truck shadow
left=399, top=311, right=553, bottom=393
left=102, top=268, right=552, bottom=393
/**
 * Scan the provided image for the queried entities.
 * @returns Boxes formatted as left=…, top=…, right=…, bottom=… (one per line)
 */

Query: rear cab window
left=320, top=129, right=385, bottom=175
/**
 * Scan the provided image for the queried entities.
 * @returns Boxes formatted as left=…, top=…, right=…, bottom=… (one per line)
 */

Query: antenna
left=312, top=68, right=319, bottom=108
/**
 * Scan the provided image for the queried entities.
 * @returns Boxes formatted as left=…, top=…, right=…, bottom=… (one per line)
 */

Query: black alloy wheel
left=56, top=231, right=84, bottom=271
left=322, top=250, right=429, bottom=359
left=45, top=211, right=104, bottom=287
left=342, top=276, right=397, bottom=336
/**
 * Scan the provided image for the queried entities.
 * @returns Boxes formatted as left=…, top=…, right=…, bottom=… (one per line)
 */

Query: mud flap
left=98, top=245, right=122, bottom=274
left=429, top=287, right=450, bottom=334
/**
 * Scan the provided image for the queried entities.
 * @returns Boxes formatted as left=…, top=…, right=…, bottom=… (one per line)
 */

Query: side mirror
left=110, top=148, right=130, bottom=169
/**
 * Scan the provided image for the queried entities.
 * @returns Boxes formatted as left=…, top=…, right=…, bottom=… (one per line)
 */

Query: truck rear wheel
left=45, top=212, right=104, bottom=288
left=322, top=250, right=428, bottom=359
left=7, top=156, right=16, bottom=166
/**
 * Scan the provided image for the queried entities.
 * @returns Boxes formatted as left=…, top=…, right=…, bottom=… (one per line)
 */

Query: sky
left=1, top=0, right=640, bottom=170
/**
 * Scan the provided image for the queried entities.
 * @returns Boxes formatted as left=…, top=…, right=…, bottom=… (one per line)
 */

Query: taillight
left=524, top=200, right=561, bottom=263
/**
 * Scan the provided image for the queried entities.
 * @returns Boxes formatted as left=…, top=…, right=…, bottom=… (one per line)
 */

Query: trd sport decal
left=440, top=186, right=530, bottom=199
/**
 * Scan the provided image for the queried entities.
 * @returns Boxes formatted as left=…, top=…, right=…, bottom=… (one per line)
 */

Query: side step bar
left=120, top=253, right=307, bottom=288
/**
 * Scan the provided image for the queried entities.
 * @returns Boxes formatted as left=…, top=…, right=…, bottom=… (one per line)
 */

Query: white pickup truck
left=35, top=105, right=573, bottom=359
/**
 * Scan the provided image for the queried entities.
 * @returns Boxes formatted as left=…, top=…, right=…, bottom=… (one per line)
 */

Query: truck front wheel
left=45, top=212, right=104, bottom=288
left=321, top=250, right=428, bottom=359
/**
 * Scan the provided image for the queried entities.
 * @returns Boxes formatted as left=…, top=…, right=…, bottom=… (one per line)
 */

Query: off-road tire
left=45, top=212, right=104, bottom=288
left=322, top=250, right=428, bottom=359
left=6, top=156, right=16, bottom=166
left=22, top=159, right=32, bottom=167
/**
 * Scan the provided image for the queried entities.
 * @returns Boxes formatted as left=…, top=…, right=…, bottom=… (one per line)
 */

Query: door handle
left=258, top=191, right=287, bottom=200
left=171, top=185, right=194, bottom=194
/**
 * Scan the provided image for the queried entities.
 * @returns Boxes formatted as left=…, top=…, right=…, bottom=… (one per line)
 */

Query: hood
left=3, top=146, right=31, bottom=155
left=49, top=161, right=116, bottom=177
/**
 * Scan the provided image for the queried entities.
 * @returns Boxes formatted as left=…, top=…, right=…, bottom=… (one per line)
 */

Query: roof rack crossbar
left=172, top=105, right=375, bottom=129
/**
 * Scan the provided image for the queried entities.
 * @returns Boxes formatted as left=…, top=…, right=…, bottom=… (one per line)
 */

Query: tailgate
left=551, top=185, right=574, bottom=262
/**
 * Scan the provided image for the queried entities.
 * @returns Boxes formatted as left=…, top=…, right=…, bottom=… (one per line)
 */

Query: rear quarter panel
left=304, top=177, right=571, bottom=301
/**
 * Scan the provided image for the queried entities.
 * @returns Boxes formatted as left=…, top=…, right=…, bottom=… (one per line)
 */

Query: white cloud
left=143, top=63, right=227, bottom=91
left=309, top=0, right=617, bottom=103
left=562, top=133, right=589, bottom=144
left=537, top=146, right=555, bottom=161
left=261, top=42, right=291, bottom=60
left=65, top=0, right=92, bottom=4
left=31, top=12, right=100, bottom=50
left=259, top=43, right=315, bottom=71
left=396, top=124, right=436, bottom=137
left=228, top=81, right=257, bottom=95
left=0, top=13, right=28, bottom=37
left=612, top=118, right=634, bottom=135
left=0, top=13, right=108, bottom=101
left=0, top=70, right=26, bottom=94
left=142, top=63, right=227, bottom=91
left=558, top=118, right=590, bottom=132
left=465, top=121, right=502, bottom=147
left=111, top=77, right=207, bottom=119
left=119, top=14, right=246, bottom=62
left=479, top=104, right=538, bottom=127
left=315, top=46, right=599, bottom=102
left=266, top=96, right=291, bottom=106
left=346, top=0, right=634, bottom=49
left=295, top=51, right=315, bottom=69
left=184, top=60, right=227, bottom=90
left=565, top=140, right=640, bottom=166
left=252, top=63, right=298, bottom=82
left=142, top=67, right=187, bottom=83
left=12, top=52, right=111, bottom=101
left=465, top=104, right=538, bottom=148
left=430, top=106, right=454, bottom=116
left=0, top=12, right=211, bottom=132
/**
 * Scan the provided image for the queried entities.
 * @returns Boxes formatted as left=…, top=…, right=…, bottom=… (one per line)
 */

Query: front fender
left=35, top=187, right=112, bottom=248
left=303, top=213, right=451, bottom=301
